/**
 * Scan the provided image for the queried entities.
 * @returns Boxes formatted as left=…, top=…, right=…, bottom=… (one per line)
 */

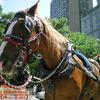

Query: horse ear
left=28, top=0, right=39, bottom=16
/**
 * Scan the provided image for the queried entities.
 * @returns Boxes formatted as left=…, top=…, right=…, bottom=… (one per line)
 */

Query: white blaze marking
left=5, top=20, right=18, bottom=35
left=0, top=41, right=8, bottom=57
left=0, top=20, right=18, bottom=57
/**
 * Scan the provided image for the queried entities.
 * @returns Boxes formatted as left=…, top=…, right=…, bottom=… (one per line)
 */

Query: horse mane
left=40, top=17, right=69, bottom=45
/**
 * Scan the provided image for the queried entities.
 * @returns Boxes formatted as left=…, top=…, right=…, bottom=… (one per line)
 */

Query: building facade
left=50, top=0, right=81, bottom=32
left=81, top=5, right=100, bottom=38
left=69, top=0, right=81, bottom=32
left=50, top=0, right=100, bottom=38
left=50, top=0, right=93, bottom=19
left=80, top=0, right=93, bottom=17
left=97, top=0, right=100, bottom=5
left=50, top=0, right=69, bottom=18
left=69, top=0, right=93, bottom=32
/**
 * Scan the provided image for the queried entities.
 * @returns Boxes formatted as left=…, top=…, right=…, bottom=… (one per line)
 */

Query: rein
left=2, top=13, right=74, bottom=87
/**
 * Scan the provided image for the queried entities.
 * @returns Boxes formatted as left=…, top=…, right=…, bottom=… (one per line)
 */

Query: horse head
left=0, top=0, right=41, bottom=76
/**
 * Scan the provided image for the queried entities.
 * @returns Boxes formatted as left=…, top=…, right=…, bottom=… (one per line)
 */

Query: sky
left=0, top=0, right=98, bottom=18
left=0, top=0, right=52, bottom=18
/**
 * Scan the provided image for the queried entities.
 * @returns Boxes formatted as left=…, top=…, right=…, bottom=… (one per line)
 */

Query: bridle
left=4, top=12, right=42, bottom=47
left=3, top=12, right=42, bottom=66
left=1, top=12, right=42, bottom=89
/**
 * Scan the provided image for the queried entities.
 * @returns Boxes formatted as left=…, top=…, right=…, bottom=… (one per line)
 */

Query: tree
left=49, top=17, right=70, bottom=36
left=0, top=5, right=2, bottom=16
left=0, top=5, right=14, bottom=38
left=67, top=32, right=99, bottom=58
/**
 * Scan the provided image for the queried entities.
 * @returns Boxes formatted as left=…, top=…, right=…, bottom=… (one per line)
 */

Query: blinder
left=3, top=11, right=42, bottom=48
left=25, top=15, right=33, bottom=35
left=25, top=15, right=40, bottom=35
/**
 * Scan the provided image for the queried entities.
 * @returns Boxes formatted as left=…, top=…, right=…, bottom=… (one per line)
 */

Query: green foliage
left=0, top=12, right=14, bottom=36
left=29, top=59, right=40, bottom=76
left=0, top=5, right=14, bottom=38
left=67, top=32, right=99, bottom=58
left=0, top=5, right=2, bottom=16
left=49, top=17, right=70, bottom=36
left=49, top=18, right=99, bottom=58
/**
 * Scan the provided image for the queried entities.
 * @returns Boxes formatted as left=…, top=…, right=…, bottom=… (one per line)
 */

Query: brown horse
left=0, top=1, right=100, bottom=100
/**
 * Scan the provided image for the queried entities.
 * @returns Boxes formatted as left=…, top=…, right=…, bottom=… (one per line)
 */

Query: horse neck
left=38, top=19, right=69, bottom=69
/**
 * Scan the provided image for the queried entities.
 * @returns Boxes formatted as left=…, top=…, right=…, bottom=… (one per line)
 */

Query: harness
left=2, top=11, right=100, bottom=99
left=32, top=42, right=75, bottom=84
